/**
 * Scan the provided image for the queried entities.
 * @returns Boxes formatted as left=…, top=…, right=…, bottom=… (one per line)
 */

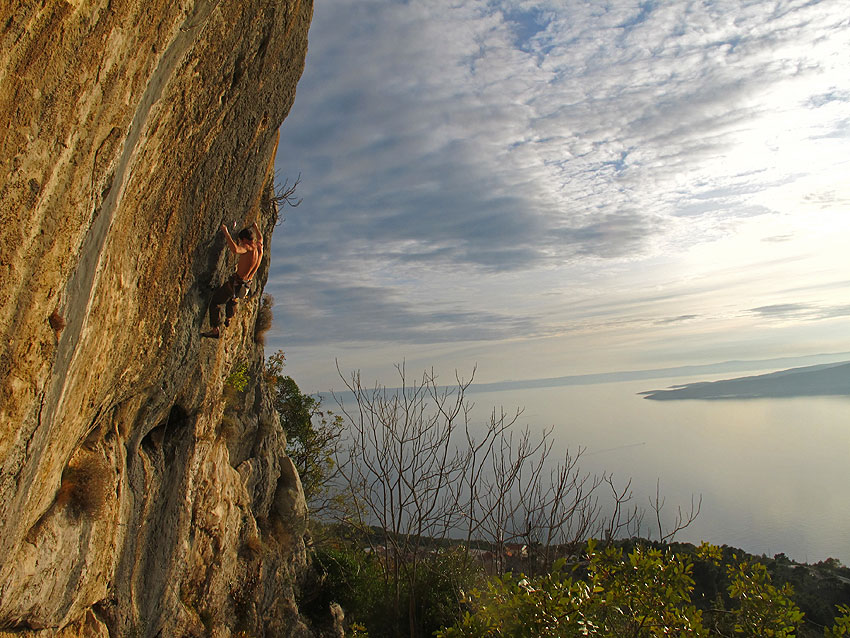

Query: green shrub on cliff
left=265, top=350, right=343, bottom=511
left=305, top=545, right=485, bottom=638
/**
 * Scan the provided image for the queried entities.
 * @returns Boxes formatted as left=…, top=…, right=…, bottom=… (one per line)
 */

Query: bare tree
left=331, top=364, right=701, bottom=637
left=519, top=448, right=608, bottom=572
left=470, top=424, right=550, bottom=575
left=334, top=364, right=471, bottom=638
left=270, top=172, right=301, bottom=226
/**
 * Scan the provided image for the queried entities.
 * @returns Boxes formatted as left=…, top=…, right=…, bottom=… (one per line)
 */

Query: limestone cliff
left=0, top=1, right=317, bottom=635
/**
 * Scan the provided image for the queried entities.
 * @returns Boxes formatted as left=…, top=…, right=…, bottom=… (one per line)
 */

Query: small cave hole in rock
left=141, top=404, right=190, bottom=463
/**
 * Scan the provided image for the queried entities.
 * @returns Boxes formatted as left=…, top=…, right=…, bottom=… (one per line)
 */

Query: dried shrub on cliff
left=254, top=293, right=273, bottom=344
left=48, top=308, right=65, bottom=338
left=56, top=453, right=111, bottom=518
left=243, top=534, right=265, bottom=559
left=270, top=173, right=301, bottom=226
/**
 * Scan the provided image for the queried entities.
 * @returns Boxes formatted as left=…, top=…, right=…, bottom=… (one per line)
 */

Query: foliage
left=724, top=557, right=803, bottom=637
left=303, top=547, right=386, bottom=633
left=440, top=541, right=706, bottom=638
left=349, top=623, right=371, bottom=638
left=826, top=605, right=850, bottom=638
left=270, top=172, right=302, bottom=226
left=265, top=350, right=343, bottom=511
left=273, top=360, right=846, bottom=638
left=48, top=308, right=65, bottom=337
left=56, top=453, right=112, bottom=518
left=305, top=545, right=485, bottom=638
left=417, top=549, right=489, bottom=638
left=332, top=363, right=699, bottom=638
left=225, top=361, right=250, bottom=393
left=763, top=554, right=850, bottom=632
left=436, top=542, right=850, bottom=638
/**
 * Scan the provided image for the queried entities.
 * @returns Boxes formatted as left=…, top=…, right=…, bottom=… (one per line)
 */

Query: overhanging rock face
left=0, top=1, right=316, bottom=635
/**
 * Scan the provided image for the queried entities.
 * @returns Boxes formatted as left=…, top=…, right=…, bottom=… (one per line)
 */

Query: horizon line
left=464, top=351, right=850, bottom=394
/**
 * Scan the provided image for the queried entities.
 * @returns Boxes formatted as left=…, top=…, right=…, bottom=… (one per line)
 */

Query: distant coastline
left=459, top=351, right=850, bottom=395
left=640, top=361, right=850, bottom=401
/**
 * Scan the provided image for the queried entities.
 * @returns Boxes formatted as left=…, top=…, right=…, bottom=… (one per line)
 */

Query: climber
left=201, top=221, right=263, bottom=339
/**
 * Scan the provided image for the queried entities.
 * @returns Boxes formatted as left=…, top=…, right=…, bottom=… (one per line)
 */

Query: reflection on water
left=469, top=373, right=850, bottom=564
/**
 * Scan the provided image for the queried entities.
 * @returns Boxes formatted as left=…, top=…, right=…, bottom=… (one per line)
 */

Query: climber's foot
left=201, top=329, right=220, bottom=339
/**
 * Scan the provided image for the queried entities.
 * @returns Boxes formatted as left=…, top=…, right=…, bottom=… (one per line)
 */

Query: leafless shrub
left=56, top=453, right=111, bottom=518
left=254, top=294, right=273, bottom=344
left=333, top=364, right=625, bottom=630
left=650, top=478, right=701, bottom=543
left=270, top=172, right=301, bottom=226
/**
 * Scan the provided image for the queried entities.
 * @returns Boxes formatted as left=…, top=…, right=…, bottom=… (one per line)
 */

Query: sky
left=268, top=0, right=850, bottom=392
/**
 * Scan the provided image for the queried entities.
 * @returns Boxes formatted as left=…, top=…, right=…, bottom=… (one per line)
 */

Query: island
left=640, top=361, right=850, bottom=400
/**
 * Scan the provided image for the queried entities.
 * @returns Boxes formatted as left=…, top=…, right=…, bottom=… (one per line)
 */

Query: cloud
left=748, top=303, right=812, bottom=319
left=820, top=305, right=850, bottom=320
left=747, top=303, right=850, bottom=321
left=270, top=0, right=850, bottom=353
left=655, top=314, right=699, bottom=326
left=268, top=275, right=541, bottom=345
left=553, top=212, right=660, bottom=258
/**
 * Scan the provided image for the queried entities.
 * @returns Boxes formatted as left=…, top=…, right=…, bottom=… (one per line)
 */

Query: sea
left=466, top=371, right=850, bottom=565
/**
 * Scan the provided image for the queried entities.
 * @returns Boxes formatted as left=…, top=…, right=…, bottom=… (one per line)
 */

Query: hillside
left=640, top=361, right=850, bottom=400
left=0, top=2, right=319, bottom=636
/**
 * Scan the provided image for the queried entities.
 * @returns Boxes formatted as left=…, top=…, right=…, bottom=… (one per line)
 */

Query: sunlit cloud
left=270, top=0, right=850, bottom=386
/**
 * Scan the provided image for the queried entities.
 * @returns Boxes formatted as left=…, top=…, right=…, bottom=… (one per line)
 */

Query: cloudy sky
left=268, top=0, right=850, bottom=392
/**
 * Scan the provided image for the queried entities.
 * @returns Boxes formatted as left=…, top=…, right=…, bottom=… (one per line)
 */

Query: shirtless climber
left=201, top=221, right=263, bottom=339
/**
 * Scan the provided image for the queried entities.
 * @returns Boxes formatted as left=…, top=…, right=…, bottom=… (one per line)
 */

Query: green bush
left=305, top=547, right=386, bottom=633
left=438, top=542, right=816, bottom=638
left=415, top=549, right=488, bottom=638
left=304, top=545, right=486, bottom=638
left=226, top=361, right=250, bottom=393
left=826, top=605, right=850, bottom=637
left=264, top=350, right=343, bottom=512
left=725, top=558, right=803, bottom=637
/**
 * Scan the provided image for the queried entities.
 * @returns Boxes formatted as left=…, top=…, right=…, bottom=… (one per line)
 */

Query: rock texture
left=0, top=1, right=317, bottom=635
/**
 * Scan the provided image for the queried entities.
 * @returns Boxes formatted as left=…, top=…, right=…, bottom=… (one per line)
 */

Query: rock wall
left=0, top=1, right=317, bottom=635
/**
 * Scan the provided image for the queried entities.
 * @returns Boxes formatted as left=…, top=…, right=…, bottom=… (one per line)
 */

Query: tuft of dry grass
left=48, top=308, right=65, bottom=338
left=56, top=453, right=112, bottom=518
left=244, top=534, right=264, bottom=558
left=254, top=294, right=273, bottom=344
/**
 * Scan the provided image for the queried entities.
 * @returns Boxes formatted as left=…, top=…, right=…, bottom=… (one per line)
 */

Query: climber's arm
left=221, top=224, right=246, bottom=254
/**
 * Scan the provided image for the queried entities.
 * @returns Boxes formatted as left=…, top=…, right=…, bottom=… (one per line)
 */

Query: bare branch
left=651, top=479, right=702, bottom=543
left=270, top=172, right=302, bottom=226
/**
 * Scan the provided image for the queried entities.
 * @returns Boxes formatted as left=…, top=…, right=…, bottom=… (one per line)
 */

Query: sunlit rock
left=0, top=0, right=316, bottom=634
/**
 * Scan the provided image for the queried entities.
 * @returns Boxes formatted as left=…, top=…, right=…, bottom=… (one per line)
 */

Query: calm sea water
left=468, top=373, right=850, bottom=564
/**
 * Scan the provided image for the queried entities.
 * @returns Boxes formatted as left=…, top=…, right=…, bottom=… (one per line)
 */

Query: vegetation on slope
left=263, top=357, right=850, bottom=637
